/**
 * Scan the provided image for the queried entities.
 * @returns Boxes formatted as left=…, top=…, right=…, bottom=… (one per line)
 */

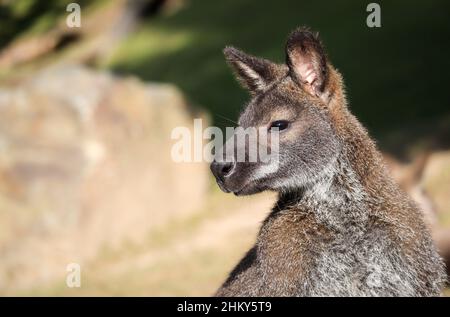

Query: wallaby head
left=211, top=27, right=348, bottom=196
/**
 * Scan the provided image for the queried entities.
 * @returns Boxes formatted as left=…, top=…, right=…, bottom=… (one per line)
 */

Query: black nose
left=210, top=160, right=235, bottom=181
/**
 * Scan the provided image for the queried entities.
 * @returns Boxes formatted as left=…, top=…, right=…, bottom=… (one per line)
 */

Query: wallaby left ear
left=285, top=27, right=329, bottom=100
left=224, top=46, right=283, bottom=95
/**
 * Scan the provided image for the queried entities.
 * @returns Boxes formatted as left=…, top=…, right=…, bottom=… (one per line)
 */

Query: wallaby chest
left=256, top=207, right=408, bottom=296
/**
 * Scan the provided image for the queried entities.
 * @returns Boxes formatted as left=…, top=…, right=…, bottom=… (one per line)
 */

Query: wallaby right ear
left=285, top=27, right=329, bottom=101
left=223, top=46, right=282, bottom=95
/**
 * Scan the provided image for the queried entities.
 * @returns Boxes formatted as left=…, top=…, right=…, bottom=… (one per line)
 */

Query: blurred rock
left=0, top=65, right=208, bottom=293
left=422, top=151, right=450, bottom=277
left=422, top=151, right=450, bottom=221
left=385, top=149, right=450, bottom=279
left=384, top=152, right=438, bottom=227
left=385, top=150, right=450, bottom=227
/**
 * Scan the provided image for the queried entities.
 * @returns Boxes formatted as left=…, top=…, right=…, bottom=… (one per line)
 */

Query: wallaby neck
left=276, top=150, right=370, bottom=233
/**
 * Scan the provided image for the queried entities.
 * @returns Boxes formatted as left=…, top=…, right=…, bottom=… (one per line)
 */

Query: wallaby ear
left=285, top=27, right=329, bottom=100
left=224, top=46, right=281, bottom=95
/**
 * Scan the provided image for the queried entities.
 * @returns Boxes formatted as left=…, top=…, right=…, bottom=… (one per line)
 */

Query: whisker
left=216, top=113, right=239, bottom=126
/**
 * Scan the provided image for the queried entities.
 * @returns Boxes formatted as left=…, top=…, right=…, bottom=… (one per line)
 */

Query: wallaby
left=210, top=27, right=446, bottom=296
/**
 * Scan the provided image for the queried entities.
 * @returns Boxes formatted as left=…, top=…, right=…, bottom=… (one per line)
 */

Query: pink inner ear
left=296, top=63, right=316, bottom=85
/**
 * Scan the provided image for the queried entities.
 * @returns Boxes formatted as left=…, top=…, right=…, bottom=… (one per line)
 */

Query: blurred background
left=0, top=0, right=449, bottom=296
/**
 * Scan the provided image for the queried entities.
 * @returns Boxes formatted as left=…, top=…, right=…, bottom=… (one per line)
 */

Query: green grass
left=0, top=0, right=110, bottom=48
left=107, top=0, right=450, bottom=153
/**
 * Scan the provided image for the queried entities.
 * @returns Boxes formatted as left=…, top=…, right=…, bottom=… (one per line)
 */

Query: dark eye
left=269, top=120, right=289, bottom=131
